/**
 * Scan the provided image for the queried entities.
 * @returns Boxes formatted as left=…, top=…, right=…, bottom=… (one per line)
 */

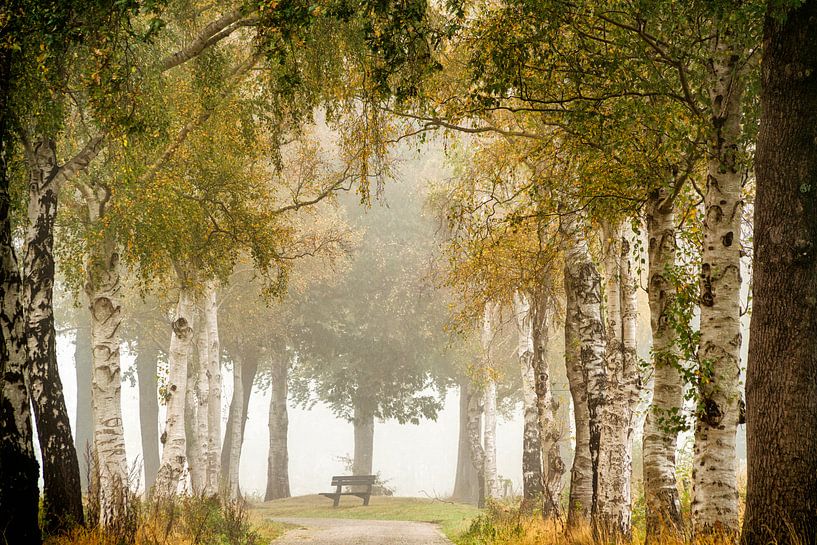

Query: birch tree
left=597, top=221, right=641, bottom=537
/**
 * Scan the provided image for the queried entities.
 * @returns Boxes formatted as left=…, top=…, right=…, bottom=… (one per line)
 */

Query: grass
left=252, top=494, right=481, bottom=540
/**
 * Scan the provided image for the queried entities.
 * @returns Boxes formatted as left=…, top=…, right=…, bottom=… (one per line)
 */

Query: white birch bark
left=226, top=353, right=243, bottom=499
left=154, top=282, right=196, bottom=497
left=84, top=229, right=128, bottom=526
left=0, top=181, right=42, bottom=542
left=529, top=288, right=565, bottom=517
left=597, top=221, right=641, bottom=537
left=560, top=206, right=606, bottom=522
left=203, top=283, right=221, bottom=496
left=693, top=23, right=745, bottom=537
left=643, top=190, right=684, bottom=540
left=190, top=303, right=208, bottom=494
left=514, top=290, right=544, bottom=505
left=481, top=302, right=499, bottom=500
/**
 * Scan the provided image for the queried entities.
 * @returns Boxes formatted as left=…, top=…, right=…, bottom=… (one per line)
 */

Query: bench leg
left=333, top=485, right=342, bottom=507
left=363, top=494, right=370, bottom=506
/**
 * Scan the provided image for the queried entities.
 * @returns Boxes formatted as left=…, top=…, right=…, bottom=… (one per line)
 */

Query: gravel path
left=271, top=517, right=454, bottom=545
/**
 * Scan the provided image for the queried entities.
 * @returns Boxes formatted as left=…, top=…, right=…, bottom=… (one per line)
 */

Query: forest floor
left=251, top=495, right=479, bottom=542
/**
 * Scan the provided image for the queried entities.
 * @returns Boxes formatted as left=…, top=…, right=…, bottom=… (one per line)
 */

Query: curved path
left=272, top=517, right=453, bottom=545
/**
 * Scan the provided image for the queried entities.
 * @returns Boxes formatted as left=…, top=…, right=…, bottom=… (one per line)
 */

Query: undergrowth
left=44, top=495, right=285, bottom=545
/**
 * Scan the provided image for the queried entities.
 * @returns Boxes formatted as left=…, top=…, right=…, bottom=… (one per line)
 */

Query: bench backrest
left=331, top=475, right=376, bottom=487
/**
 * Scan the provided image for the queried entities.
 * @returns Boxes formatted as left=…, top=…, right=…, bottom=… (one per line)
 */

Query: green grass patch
left=252, top=495, right=480, bottom=540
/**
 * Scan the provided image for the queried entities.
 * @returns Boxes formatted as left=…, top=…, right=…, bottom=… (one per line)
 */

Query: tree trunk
left=220, top=350, right=258, bottom=493
left=186, top=337, right=204, bottom=494
left=643, top=189, right=684, bottom=542
left=23, top=137, right=85, bottom=533
left=514, top=291, right=545, bottom=507
left=561, top=208, right=606, bottom=525
left=466, top=383, right=486, bottom=508
left=84, top=230, right=129, bottom=527
left=265, top=357, right=290, bottom=500
left=692, top=22, right=745, bottom=538
left=75, top=323, right=93, bottom=493
left=135, top=342, right=160, bottom=494
left=189, top=300, right=208, bottom=495
left=203, top=284, right=220, bottom=496
left=452, top=380, right=480, bottom=504
left=226, top=354, right=243, bottom=499
left=353, top=404, right=375, bottom=476
left=597, top=222, right=641, bottom=538
left=743, top=5, right=817, bottom=545
left=155, top=283, right=196, bottom=497
left=530, top=288, right=565, bottom=518
left=481, top=303, right=499, bottom=499
left=0, top=68, right=43, bottom=542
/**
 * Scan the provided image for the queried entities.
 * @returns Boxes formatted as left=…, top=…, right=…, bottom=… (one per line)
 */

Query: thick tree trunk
left=466, top=383, right=486, bottom=508
left=561, top=208, right=606, bottom=525
left=692, top=23, right=745, bottom=538
left=265, top=357, right=290, bottom=500
left=135, top=342, right=160, bottom=493
left=225, top=354, right=243, bottom=499
left=353, top=404, right=375, bottom=476
left=597, top=222, right=641, bottom=538
left=203, top=284, right=220, bottom=496
left=0, top=78, right=43, bottom=542
left=452, top=380, right=480, bottom=504
left=530, top=288, right=565, bottom=518
left=155, top=283, right=196, bottom=497
left=514, top=291, right=545, bottom=507
left=75, top=324, right=93, bottom=493
left=23, top=138, right=85, bottom=533
left=481, top=303, right=499, bottom=499
left=743, top=6, right=817, bottom=545
left=220, top=350, right=258, bottom=493
left=643, top=190, right=684, bottom=542
left=84, top=231, right=129, bottom=527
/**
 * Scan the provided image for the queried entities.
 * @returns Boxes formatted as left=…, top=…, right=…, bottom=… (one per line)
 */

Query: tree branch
left=160, top=7, right=252, bottom=72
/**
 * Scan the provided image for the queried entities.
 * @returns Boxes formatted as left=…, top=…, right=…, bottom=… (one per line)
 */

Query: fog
left=52, top=335, right=525, bottom=498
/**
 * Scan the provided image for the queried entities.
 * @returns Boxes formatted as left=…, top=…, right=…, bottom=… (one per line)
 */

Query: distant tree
left=291, top=181, right=456, bottom=476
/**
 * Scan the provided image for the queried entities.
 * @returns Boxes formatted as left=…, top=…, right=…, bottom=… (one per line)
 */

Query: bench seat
left=320, top=475, right=376, bottom=507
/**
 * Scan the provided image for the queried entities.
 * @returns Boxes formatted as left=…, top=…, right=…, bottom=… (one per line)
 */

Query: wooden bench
left=320, top=475, right=376, bottom=507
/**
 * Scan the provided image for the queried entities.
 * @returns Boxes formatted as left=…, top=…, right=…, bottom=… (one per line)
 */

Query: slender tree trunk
left=135, top=342, right=160, bottom=493
left=692, top=22, right=745, bottom=538
left=203, top=284, right=220, bottom=496
left=220, top=351, right=257, bottom=492
left=352, top=403, right=375, bottom=476
left=185, top=339, right=203, bottom=494
left=530, top=287, right=565, bottom=518
left=743, top=6, right=817, bottom=544
left=84, top=229, right=128, bottom=527
left=0, top=67, right=43, bottom=541
left=75, top=324, right=93, bottom=493
left=226, top=354, right=243, bottom=499
left=481, top=303, right=499, bottom=499
left=23, top=138, right=84, bottom=533
left=561, top=208, right=606, bottom=525
left=189, top=301, right=208, bottom=494
left=514, top=291, right=545, bottom=507
left=452, top=379, right=480, bottom=504
left=265, top=357, right=290, bottom=500
left=643, top=190, right=684, bottom=542
left=597, top=222, right=641, bottom=538
left=155, top=283, right=196, bottom=497
left=466, top=383, right=486, bottom=508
